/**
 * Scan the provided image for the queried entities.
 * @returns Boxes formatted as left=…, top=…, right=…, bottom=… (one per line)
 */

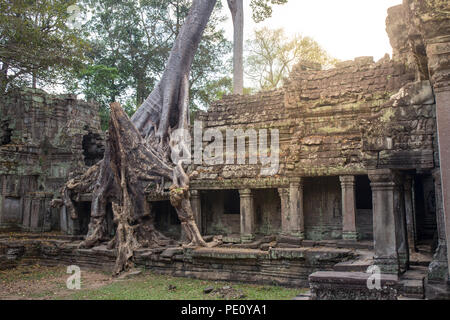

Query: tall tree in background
left=226, top=0, right=243, bottom=94
left=0, top=0, right=88, bottom=94
left=227, top=0, right=287, bottom=95
left=69, top=0, right=231, bottom=129
left=246, top=27, right=337, bottom=90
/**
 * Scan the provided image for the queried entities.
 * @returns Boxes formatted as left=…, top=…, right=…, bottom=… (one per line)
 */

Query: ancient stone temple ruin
left=0, top=88, right=105, bottom=234
left=1, top=0, right=449, bottom=299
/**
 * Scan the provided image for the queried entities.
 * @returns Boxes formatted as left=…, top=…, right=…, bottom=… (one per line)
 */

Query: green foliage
left=246, top=27, right=338, bottom=90
left=250, top=0, right=288, bottom=23
left=0, top=0, right=90, bottom=93
left=192, top=76, right=233, bottom=112
left=68, top=0, right=232, bottom=129
left=67, top=270, right=302, bottom=300
left=66, top=64, right=121, bottom=130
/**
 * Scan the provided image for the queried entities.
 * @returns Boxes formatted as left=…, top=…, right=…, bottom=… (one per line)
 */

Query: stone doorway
left=355, top=175, right=373, bottom=240
left=414, top=173, right=438, bottom=251
left=74, top=201, right=91, bottom=235
left=253, top=188, right=281, bottom=235
left=202, top=190, right=240, bottom=236
left=153, top=200, right=181, bottom=240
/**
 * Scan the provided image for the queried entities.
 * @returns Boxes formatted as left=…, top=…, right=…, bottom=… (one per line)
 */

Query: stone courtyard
left=1, top=0, right=450, bottom=300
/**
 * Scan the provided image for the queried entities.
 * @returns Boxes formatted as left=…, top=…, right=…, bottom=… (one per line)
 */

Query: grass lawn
left=68, top=270, right=304, bottom=300
left=0, top=265, right=306, bottom=300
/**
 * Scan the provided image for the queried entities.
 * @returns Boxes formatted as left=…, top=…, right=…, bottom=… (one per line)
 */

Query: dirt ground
left=0, top=265, right=113, bottom=300
left=0, top=264, right=302, bottom=300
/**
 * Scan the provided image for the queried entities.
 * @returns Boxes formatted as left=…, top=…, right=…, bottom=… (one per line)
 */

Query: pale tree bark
left=58, top=0, right=218, bottom=275
left=227, top=0, right=244, bottom=95
left=0, top=62, right=9, bottom=95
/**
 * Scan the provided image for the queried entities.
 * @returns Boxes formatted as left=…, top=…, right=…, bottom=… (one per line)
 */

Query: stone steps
left=398, top=266, right=427, bottom=299
left=333, top=260, right=372, bottom=272
left=293, top=291, right=311, bottom=300
left=399, top=279, right=425, bottom=299
left=333, top=250, right=373, bottom=272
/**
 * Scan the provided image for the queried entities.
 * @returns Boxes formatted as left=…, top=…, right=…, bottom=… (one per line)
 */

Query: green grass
left=66, top=270, right=304, bottom=300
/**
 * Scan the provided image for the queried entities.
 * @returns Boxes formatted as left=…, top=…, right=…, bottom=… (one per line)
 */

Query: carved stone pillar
left=369, top=169, right=408, bottom=275
left=277, top=187, right=290, bottom=235
left=289, top=178, right=304, bottom=239
left=404, top=175, right=417, bottom=254
left=395, top=175, right=409, bottom=273
left=435, top=89, right=450, bottom=279
left=190, top=190, right=202, bottom=235
left=239, top=189, right=254, bottom=242
left=428, top=169, right=449, bottom=282
left=340, top=176, right=358, bottom=241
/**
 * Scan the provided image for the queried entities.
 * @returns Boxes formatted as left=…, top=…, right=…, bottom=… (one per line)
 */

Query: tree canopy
left=67, top=0, right=232, bottom=130
left=250, top=0, right=288, bottom=23
left=246, top=27, right=338, bottom=90
left=0, top=0, right=89, bottom=94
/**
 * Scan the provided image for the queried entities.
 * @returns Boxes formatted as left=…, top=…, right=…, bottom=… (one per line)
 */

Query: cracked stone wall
left=386, top=0, right=450, bottom=285
left=0, top=88, right=104, bottom=232
left=191, top=45, right=436, bottom=240
left=192, top=56, right=435, bottom=187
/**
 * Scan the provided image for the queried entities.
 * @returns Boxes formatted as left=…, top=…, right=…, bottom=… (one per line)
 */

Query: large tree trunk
left=227, top=0, right=244, bottom=94
left=0, top=62, right=8, bottom=95
left=60, top=0, right=217, bottom=275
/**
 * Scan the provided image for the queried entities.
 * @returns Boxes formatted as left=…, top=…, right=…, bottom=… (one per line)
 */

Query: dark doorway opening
left=74, top=201, right=91, bottom=235
left=223, top=190, right=240, bottom=215
left=153, top=201, right=181, bottom=240
left=355, top=175, right=373, bottom=240
left=414, top=174, right=437, bottom=246
left=356, top=175, right=372, bottom=209
left=0, top=121, right=12, bottom=146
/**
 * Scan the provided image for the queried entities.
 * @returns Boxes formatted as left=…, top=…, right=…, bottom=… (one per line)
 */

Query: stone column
left=369, top=169, right=401, bottom=275
left=339, top=176, right=358, bottom=241
left=190, top=190, right=202, bottom=235
left=428, top=169, right=449, bottom=282
left=435, top=89, right=450, bottom=279
left=395, top=176, right=409, bottom=273
left=239, top=189, right=254, bottom=242
left=289, top=178, right=305, bottom=239
left=277, top=187, right=290, bottom=235
left=404, top=176, right=417, bottom=254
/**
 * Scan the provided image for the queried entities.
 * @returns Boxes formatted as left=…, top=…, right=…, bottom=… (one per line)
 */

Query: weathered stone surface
left=0, top=236, right=355, bottom=287
left=309, top=271, right=399, bottom=300
left=161, top=247, right=184, bottom=259
left=340, top=176, right=358, bottom=240
left=0, top=88, right=104, bottom=233
left=0, top=0, right=449, bottom=301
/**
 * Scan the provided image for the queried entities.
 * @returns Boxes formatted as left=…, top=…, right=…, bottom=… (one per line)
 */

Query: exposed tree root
left=56, top=0, right=218, bottom=274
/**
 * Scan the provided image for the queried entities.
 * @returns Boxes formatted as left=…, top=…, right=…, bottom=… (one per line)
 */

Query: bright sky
left=221, top=0, right=403, bottom=62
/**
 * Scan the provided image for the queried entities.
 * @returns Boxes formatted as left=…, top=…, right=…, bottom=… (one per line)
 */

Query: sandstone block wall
left=193, top=56, right=434, bottom=187
left=0, top=88, right=104, bottom=231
